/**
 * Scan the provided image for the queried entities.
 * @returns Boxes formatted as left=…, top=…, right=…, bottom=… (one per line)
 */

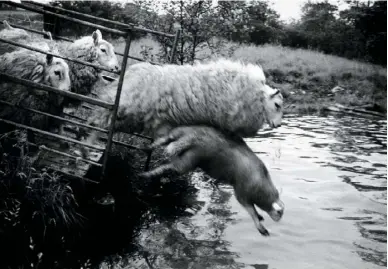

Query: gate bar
left=0, top=118, right=105, bottom=151
left=0, top=20, right=161, bottom=65
left=0, top=20, right=53, bottom=39
left=170, top=29, right=181, bottom=63
left=0, top=100, right=108, bottom=133
left=0, top=20, right=74, bottom=42
left=0, top=100, right=148, bottom=152
left=0, top=38, right=120, bottom=75
left=62, top=112, right=153, bottom=141
left=114, top=51, right=161, bottom=65
left=98, top=137, right=149, bottom=152
left=25, top=0, right=176, bottom=38
left=2, top=1, right=127, bottom=36
left=2, top=136, right=103, bottom=171
left=48, top=168, right=99, bottom=184
left=38, top=145, right=102, bottom=167
left=100, top=29, right=133, bottom=179
left=0, top=73, right=114, bottom=109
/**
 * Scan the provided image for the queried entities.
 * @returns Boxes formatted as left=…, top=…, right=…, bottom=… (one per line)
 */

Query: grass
left=232, top=44, right=387, bottom=114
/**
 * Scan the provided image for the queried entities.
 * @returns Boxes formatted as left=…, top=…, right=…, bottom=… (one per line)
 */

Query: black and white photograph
left=0, top=0, right=386, bottom=268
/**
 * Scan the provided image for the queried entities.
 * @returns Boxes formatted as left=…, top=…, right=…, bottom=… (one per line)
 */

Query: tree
left=133, top=0, right=222, bottom=64
left=50, top=1, right=138, bottom=38
left=216, top=0, right=282, bottom=44
left=340, top=0, right=386, bottom=65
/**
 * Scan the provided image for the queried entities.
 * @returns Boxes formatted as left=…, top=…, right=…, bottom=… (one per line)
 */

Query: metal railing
left=0, top=0, right=181, bottom=181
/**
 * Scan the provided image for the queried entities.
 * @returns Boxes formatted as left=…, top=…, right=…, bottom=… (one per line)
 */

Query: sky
left=267, top=0, right=351, bottom=22
left=268, top=0, right=308, bottom=22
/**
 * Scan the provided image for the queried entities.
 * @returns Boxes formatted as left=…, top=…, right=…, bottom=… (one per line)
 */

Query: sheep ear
left=3, top=20, right=12, bottom=30
left=44, top=31, right=53, bottom=41
left=46, top=53, right=53, bottom=65
left=30, top=65, right=44, bottom=83
left=92, top=29, right=102, bottom=46
left=270, top=89, right=280, bottom=99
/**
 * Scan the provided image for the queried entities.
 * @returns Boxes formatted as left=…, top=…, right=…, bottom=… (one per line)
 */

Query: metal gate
left=0, top=1, right=181, bottom=183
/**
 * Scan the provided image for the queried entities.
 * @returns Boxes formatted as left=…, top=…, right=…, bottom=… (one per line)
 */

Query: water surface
left=102, top=114, right=387, bottom=269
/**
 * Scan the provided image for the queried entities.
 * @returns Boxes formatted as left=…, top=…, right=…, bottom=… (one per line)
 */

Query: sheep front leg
left=242, top=202, right=269, bottom=236
left=235, top=191, right=269, bottom=236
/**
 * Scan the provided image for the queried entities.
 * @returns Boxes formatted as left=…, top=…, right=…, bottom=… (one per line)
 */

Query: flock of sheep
left=0, top=20, right=285, bottom=236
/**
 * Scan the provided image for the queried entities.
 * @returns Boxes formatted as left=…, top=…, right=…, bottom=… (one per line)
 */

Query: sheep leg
left=80, top=131, right=99, bottom=159
left=58, top=124, right=70, bottom=149
left=141, top=127, right=187, bottom=152
left=140, top=135, right=175, bottom=152
left=242, top=202, right=269, bottom=236
left=234, top=191, right=269, bottom=236
left=139, top=150, right=197, bottom=179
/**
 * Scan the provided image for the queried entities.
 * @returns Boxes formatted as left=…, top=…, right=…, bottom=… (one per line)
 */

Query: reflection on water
left=100, top=114, right=386, bottom=269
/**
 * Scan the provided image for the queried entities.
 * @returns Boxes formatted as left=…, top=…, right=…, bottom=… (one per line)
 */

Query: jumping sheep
left=82, top=59, right=283, bottom=150
left=140, top=125, right=285, bottom=236
left=0, top=48, right=71, bottom=141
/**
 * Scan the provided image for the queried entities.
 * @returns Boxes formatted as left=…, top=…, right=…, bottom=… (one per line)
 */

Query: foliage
left=282, top=0, right=387, bottom=65
left=132, top=0, right=283, bottom=64
left=49, top=1, right=143, bottom=39
left=0, top=130, right=82, bottom=268
left=42, top=0, right=386, bottom=65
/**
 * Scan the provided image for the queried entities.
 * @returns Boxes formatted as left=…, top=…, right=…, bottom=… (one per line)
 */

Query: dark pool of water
left=98, top=114, right=386, bottom=269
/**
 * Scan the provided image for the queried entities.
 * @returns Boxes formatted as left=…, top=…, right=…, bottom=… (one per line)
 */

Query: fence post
left=170, top=29, right=181, bottom=64
left=43, top=3, right=61, bottom=39
left=100, top=28, right=132, bottom=179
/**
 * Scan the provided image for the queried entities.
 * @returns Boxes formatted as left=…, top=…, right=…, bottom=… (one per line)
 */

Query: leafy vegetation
left=28, top=0, right=386, bottom=66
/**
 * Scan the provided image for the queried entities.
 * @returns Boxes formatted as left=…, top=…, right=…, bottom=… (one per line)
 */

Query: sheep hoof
left=258, top=225, right=270, bottom=236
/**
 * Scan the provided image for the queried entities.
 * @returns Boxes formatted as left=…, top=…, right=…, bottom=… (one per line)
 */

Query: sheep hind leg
left=80, top=131, right=99, bottom=159
left=142, top=127, right=187, bottom=152
left=58, top=123, right=70, bottom=149
left=139, top=150, right=197, bottom=179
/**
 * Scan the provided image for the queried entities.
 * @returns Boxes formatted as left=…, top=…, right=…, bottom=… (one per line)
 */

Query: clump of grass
left=0, top=130, right=83, bottom=268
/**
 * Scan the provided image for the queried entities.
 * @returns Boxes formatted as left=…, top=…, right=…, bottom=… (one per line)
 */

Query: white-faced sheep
left=61, top=29, right=120, bottom=97
left=0, top=48, right=71, bottom=142
left=140, top=125, right=285, bottom=236
left=82, top=59, right=283, bottom=150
